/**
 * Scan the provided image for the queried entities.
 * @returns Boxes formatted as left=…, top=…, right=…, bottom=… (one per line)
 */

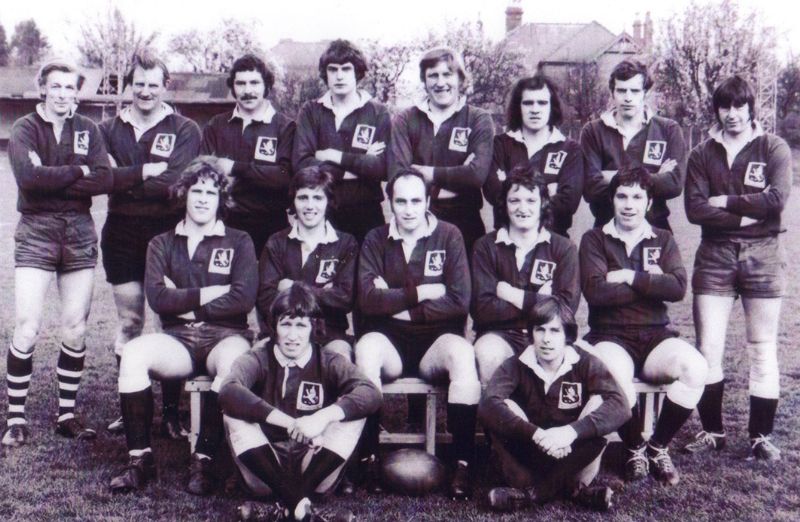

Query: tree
left=0, top=24, right=9, bottom=66
left=168, top=19, right=265, bottom=73
left=272, top=70, right=325, bottom=119
left=560, top=62, right=608, bottom=135
left=10, top=19, right=49, bottom=66
left=777, top=56, right=800, bottom=146
left=360, top=39, right=416, bottom=106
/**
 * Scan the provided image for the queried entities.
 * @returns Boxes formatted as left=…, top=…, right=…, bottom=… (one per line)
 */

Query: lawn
left=0, top=152, right=799, bottom=521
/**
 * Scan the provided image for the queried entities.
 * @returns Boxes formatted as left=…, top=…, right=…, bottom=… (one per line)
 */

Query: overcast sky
left=1, top=0, right=798, bottom=61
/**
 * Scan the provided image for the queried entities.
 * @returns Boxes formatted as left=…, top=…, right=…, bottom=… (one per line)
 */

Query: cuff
left=630, top=272, right=650, bottom=294
left=570, top=417, right=595, bottom=439
left=403, top=280, right=419, bottom=308
left=340, top=152, right=358, bottom=171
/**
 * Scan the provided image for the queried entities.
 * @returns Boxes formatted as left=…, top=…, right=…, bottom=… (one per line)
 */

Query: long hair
left=494, top=165, right=552, bottom=232
left=169, top=156, right=234, bottom=219
left=527, top=297, right=578, bottom=345
left=227, top=54, right=275, bottom=97
left=712, top=75, right=756, bottom=126
left=506, top=75, right=563, bottom=131
left=318, top=39, right=369, bottom=83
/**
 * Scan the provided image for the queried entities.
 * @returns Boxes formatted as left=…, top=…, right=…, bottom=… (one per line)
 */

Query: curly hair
left=169, top=156, right=234, bottom=219
left=318, top=39, right=369, bottom=83
left=493, top=164, right=552, bottom=232
left=227, top=54, right=275, bottom=97
left=288, top=166, right=336, bottom=216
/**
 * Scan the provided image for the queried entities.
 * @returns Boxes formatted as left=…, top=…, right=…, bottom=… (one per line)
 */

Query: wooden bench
left=185, top=376, right=213, bottom=453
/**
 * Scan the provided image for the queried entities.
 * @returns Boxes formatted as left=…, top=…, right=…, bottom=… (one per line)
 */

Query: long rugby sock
left=161, top=380, right=182, bottom=418
left=617, top=404, right=644, bottom=448
left=696, top=381, right=725, bottom=433
left=361, top=412, right=381, bottom=458
left=57, top=343, right=85, bottom=422
left=7, top=343, right=33, bottom=426
left=120, top=387, right=153, bottom=452
left=300, top=447, right=345, bottom=498
left=447, top=403, right=477, bottom=466
left=238, top=446, right=301, bottom=509
left=748, top=396, right=778, bottom=438
left=195, top=391, right=222, bottom=458
left=651, top=398, right=693, bottom=448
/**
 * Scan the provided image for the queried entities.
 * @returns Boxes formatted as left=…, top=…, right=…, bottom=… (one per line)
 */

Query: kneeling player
left=221, top=284, right=380, bottom=522
left=579, top=167, right=708, bottom=485
left=109, top=157, right=257, bottom=495
left=355, top=170, right=479, bottom=499
left=472, top=166, right=579, bottom=385
left=479, top=297, right=629, bottom=512
left=258, top=166, right=358, bottom=359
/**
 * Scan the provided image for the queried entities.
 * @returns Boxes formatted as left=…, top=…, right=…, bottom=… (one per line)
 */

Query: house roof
left=504, top=20, right=624, bottom=66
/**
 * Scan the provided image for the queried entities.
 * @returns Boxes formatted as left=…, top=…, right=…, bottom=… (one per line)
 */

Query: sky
left=1, top=0, right=799, bottom=62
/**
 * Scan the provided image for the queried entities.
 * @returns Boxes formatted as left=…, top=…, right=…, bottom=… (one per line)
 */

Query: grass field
left=0, top=152, right=799, bottom=521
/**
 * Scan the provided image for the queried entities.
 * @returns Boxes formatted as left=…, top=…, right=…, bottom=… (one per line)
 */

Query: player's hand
left=392, top=310, right=412, bottom=321
left=417, top=283, right=446, bottom=302
left=547, top=182, right=558, bottom=197
left=462, top=153, right=475, bottom=166
left=217, top=157, right=235, bottom=175
left=657, top=158, right=678, bottom=174
left=373, top=276, right=389, bottom=289
left=79, top=165, right=91, bottom=176
left=412, top=164, right=434, bottom=183
left=496, top=281, right=519, bottom=301
left=601, top=170, right=617, bottom=184
left=323, top=281, right=334, bottom=289
left=142, top=162, right=168, bottom=179
left=289, top=412, right=330, bottom=442
left=366, top=141, right=386, bottom=156
left=278, top=279, right=294, bottom=291
left=200, top=285, right=230, bottom=305
left=107, top=154, right=118, bottom=168
left=740, top=216, right=760, bottom=227
left=606, top=269, right=635, bottom=285
left=536, top=425, right=578, bottom=455
left=315, top=149, right=343, bottom=164
left=28, top=150, right=42, bottom=166
left=708, top=195, right=727, bottom=208
left=539, top=280, right=553, bottom=296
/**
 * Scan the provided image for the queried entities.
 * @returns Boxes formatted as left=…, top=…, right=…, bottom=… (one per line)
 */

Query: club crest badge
left=424, top=250, right=446, bottom=277
left=642, top=140, right=667, bottom=166
left=254, top=136, right=277, bottom=162
left=297, top=381, right=323, bottom=411
left=73, top=131, right=90, bottom=155
left=150, top=133, right=176, bottom=158
left=315, top=259, right=339, bottom=284
left=531, top=259, right=556, bottom=285
left=543, top=151, right=567, bottom=175
left=208, top=248, right=234, bottom=275
left=743, top=162, right=767, bottom=189
left=351, top=124, right=376, bottom=150
left=643, top=247, right=662, bottom=272
left=558, top=382, right=582, bottom=409
left=449, top=127, right=470, bottom=153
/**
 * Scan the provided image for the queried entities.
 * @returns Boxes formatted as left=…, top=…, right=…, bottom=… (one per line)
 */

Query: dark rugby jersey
left=580, top=222, right=686, bottom=330
left=8, top=106, right=112, bottom=214
left=479, top=345, right=630, bottom=441
left=219, top=342, right=381, bottom=442
left=685, top=125, right=792, bottom=240
left=485, top=129, right=584, bottom=235
left=471, top=228, right=579, bottom=334
left=293, top=92, right=390, bottom=207
left=581, top=111, right=686, bottom=228
left=258, top=222, right=358, bottom=336
left=145, top=220, right=257, bottom=329
left=100, top=105, right=201, bottom=216
left=201, top=103, right=295, bottom=215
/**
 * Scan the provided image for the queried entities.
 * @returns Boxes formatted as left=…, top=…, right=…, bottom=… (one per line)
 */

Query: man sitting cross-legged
left=479, top=297, right=630, bottom=513
left=220, top=283, right=381, bottom=522
left=109, top=156, right=258, bottom=495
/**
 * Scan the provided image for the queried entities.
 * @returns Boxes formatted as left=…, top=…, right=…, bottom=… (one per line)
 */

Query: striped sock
left=7, top=343, right=33, bottom=426
left=57, top=343, right=86, bottom=422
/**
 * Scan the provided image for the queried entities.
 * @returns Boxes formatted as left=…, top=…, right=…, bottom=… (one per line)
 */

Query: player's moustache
left=240, top=94, right=258, bottom=101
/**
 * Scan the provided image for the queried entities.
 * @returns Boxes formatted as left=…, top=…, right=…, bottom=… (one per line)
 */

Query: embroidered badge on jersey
left=315, top=259, right=339, bottom=284
left=424, top=250, right=446, bottom=277
left=744, top=162, right=767, bottom=189
left=558, top=382, right=582, bottom=409
left=351, top=124, right=376, bottom=150
left=543, top=151, right=568, bottom=175
left=151, top=133, right=176, bottom=158
left=531, top=259, right=556, bottom=285
left=74, top=131, right=90, bottom=155
left=297, top=381, right=323, bottom=411
left=642, top=140, right=667, bottom=166
left=449, top=127, right=471, bottom=153
left=254, top=136, right=277, bottom=162
left=208, top=248, right=234, bottom=275
left=643, top=247, right=662, bottom=272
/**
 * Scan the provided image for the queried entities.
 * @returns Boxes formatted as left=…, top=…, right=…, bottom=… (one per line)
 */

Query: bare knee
left=677, top=353, right=708, bottom=389
left=14, top=317, right=41, bottom=352
left=61, top=319, right=88, bottom=348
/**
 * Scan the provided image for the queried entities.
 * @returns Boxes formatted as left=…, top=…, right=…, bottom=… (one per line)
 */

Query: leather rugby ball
left=380, top=448, right=446, bottom=496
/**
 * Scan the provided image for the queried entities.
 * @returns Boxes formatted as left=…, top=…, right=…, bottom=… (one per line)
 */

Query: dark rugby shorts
left=583, top=325, right=679, bottom=373
left=365, top=318, right=463, bottom=376
left=101, top=213, right=181, bottom=285
left=164, top=323, right=254, bottom=375
left=14, top=212, right=98, bottom=272
left=692, top=236, right=786, bottom=299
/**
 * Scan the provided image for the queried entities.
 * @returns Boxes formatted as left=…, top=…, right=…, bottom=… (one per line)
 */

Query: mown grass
left=0, top=152, right=799, bottom=521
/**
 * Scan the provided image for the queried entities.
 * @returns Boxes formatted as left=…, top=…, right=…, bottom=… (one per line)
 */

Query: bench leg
left=425, top=394, right=436, bottom=455
left=189, top=391, right=201, bottom=454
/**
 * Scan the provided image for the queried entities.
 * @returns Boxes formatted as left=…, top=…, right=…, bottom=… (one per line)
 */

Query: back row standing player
left=4, top=60, right=112, bottom=446
left=100, top=51, right=201, bottom=437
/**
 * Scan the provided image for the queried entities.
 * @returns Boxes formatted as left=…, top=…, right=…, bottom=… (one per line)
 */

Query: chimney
left=505, top=0, right=524, bottom=34
left=633, top=14, right=642, bottom=47
left=643, top=11, right=654, bottom=49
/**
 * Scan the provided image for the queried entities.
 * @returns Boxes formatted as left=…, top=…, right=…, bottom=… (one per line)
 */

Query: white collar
left=602, top=219, right=656, bottom=255
left=416, top=95, right=467, bottom=120
left=708, top=121, right=764, bottom=145
left=230, top=100, right=276, bottom=125
left=36, top=102, right=76, bottom=122
left=519, top=345, right=581, bottom=393
left=119, top=102, right=174, bottom=126
left=387, top=212, right=438, bottom=241
left=505, top=127, right=566, bottom=145
left=495, top=227, right=551, bottom=247
left=600, top=107, right=653, bottom=131
left=316, top=89, right=372, bottom=111
left=287, top=220, right=339, bottom=244
left=175, top=219, right=226, bottom=237
left=273, top=344, right=312, bottom=369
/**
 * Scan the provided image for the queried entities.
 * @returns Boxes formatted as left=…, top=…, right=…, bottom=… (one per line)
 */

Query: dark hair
left=507, top=75, right=563, bottom=130
left=418, top=47, right=468, bottom=85
left=288, top=166, right=336, bottom=216
left=712, top=75, right=756, bottom=125
left=527, top=297, right=578, bottom=345
left=386, top=169, right=431, bottom=200
left=170, top=156, right=234, bottom=219
left=318, top=39, right=368, bottom=83
left=124, top=49, right=170, bottom=89
left=36, top=60, right=85, bottom=93
left=269, top=282, right=322, bottom=336
left=608, top=60, right=653, bottom=92
left=227, top=54, right=275, bottom=97
left=494, top=165, right=552, bottom=231
left=608, top=165, right=655, bottom=201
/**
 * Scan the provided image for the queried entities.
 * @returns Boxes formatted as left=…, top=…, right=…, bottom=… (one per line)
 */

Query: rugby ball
left=380, top=448, right=446, bottom=496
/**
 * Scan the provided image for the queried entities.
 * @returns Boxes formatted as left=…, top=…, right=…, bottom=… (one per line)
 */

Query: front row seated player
left=355, top=169, right=480, bottom=499
left=109, top=156, right=258, bottom=495
left=479, top=297, right=630, bottom=513
left=220, top=283, right=381, bottom=522
left=579, top=166, right=708, bottom=486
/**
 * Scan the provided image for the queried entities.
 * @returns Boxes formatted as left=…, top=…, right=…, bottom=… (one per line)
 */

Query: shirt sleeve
left=724, top=137, right=792, bottom=219
left=325, top=353, right=382, bottom=420
left=256, top=234, right=285, bottom=321
left=292, top=102, right=323, bottom=173
left=63, top=121, right=113, bottom=197
left=432, top=109, right=495, bottom=191
left=579, top=230, right=639, bottom=306
left=684, top=145, right=744, bottom=229
left=550, top=143, right=585, bottom=221
left=8, top=118, right=84, bottom=192
left=339, top=104, right=391, bottom=182
left=131, top=119, right=202, bottom=199
left=219, top=352, right=275, bottom=422
left=144, top=235, right=202, bottom=315
left=483, top=134, right=507, bottom=207
left=387, top=108, right=415, bottom=179
left=195, top=232, right=258, bottom=321
left=478, top=358, right=539, bottom=441
left=580, top=122, right=611, bottom=205
left=357, top=230, right=419, bottom=316
left=471, top=237, right=521, bottom=325
left=232, top=119, right=295, bottom=190
left=568, top=353, right=632, bottom=438
left=648, top=121, right=687, bottom=200
left=629, top=234, right=687, bottom=302
left=308, top=234, right=358, bottom=313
